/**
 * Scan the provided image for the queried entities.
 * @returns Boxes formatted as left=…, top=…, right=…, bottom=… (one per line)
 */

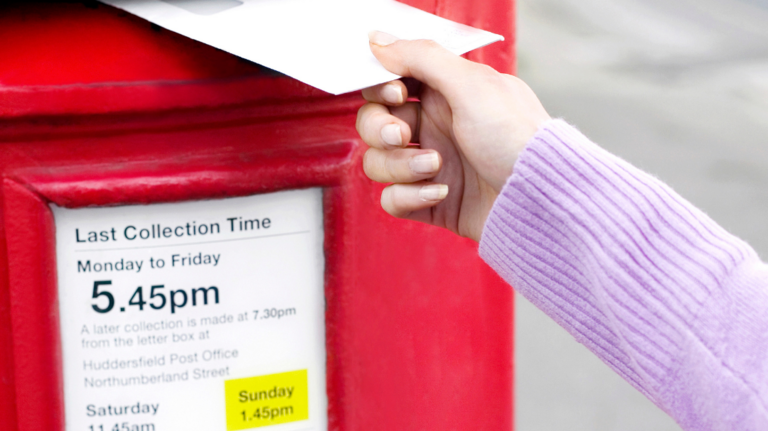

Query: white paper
left=100, top=0, right=504, bottom=94
left=54, top=189, right=327, bottom=431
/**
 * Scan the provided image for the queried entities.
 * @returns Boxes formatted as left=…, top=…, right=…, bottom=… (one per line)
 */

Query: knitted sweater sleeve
left=479, top=119, right=768, bottom=431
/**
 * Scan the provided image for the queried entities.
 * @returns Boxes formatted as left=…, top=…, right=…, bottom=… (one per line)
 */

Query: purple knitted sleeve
left=479, top=119, right=768, bottom=430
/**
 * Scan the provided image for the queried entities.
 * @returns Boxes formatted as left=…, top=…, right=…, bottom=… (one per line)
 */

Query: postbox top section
left=0, top=0, right=512, bottom=119
left=0, top=1, right=416, bottom=118
left=0, top=2, right=332, bottom=118
left=0, top=3, right=267, bottom=87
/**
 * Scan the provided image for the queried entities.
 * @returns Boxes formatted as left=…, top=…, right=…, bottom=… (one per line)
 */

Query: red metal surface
left=0, top=0, right=515, bottom=118
left=0, top=1, right=515, bottom=431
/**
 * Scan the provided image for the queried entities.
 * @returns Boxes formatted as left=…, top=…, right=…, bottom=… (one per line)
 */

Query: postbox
left=0, top=2, right=515, bottom=431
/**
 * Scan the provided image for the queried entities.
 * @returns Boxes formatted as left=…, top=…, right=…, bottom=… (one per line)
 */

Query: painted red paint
left=0, top=1, right=515, bottom=431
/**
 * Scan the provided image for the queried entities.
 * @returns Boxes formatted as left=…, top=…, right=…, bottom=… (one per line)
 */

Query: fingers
left=356, top=102, right=420, bottom=148
left=368, top=31, right=477, bottom=101
left=356, top=103, right=411, bottom=149
left=362, top=80, right=408, bottom=106
left=363, top=148, right=441, bottom=183
left=381, top=183, right=448, bottom=219
left=359, top=37, right=456, bottom=219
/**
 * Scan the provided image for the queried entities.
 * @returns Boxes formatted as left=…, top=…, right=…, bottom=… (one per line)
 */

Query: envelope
left=101, top=0, right=504, bottom=95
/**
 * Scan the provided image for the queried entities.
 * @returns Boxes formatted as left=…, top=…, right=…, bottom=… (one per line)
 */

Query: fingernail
left=369, top=30, right=399, bottom=47
left=380, top=124, right=402, bottom=147
left=381, top=83, right=403, bottom=104
left=419, top=184, right=449, bottom=202
left=409, top=152, right=440, bottom=174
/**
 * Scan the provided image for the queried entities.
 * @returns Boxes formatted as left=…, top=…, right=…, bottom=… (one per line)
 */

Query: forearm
left=480, top=119, right=768, bottom=430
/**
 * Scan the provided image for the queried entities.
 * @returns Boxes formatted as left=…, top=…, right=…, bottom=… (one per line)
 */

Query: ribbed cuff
left=479, top=119, right=755, bottom=408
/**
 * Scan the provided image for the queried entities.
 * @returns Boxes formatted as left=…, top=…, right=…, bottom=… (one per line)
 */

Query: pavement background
left=514, top=0, right=768, bottom=429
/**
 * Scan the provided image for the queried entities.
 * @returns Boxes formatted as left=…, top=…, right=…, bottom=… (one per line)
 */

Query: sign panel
left=53, top=189, right=327, bottom=431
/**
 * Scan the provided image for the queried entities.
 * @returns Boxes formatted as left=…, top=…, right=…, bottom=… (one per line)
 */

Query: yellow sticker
left=224, top=370, right=309, bottom=430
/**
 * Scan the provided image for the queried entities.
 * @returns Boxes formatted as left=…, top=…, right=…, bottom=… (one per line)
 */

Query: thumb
left=368, top=31, right=476, bottom=100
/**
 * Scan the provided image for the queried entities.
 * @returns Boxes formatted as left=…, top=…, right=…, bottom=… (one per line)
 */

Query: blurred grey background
left=515, top=0, right=768, bottom=429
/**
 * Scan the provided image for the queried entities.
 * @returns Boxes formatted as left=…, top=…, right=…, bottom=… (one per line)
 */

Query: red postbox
left=0, top=2, right=515, bottom=431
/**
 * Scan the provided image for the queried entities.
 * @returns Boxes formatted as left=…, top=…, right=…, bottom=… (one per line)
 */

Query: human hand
left=356, top=31, right=551, bottom=241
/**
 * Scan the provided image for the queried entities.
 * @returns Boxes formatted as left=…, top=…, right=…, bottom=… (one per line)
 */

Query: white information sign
left=53, top=189, right=327, bottom=431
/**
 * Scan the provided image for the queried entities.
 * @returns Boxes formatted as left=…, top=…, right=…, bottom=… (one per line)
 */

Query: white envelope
left=101, top=0, right=504, bottom=95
